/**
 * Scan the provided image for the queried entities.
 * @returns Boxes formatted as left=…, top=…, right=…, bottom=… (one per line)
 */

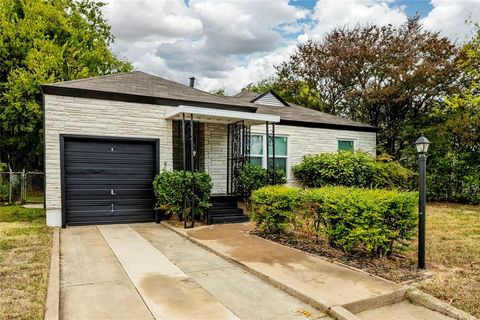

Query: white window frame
left=337, top=138, right=356, bottom=152
left=250, top=134, right=289, bottom=178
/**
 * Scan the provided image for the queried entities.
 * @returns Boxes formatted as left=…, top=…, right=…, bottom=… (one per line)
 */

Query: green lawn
left=411, top=203, right=480, bottom=317
left=0, top=206, right=52, bottom=319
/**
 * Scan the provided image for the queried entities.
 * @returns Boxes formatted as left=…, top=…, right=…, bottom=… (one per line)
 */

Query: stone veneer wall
left=44, top=94, right=173, bottom=226
left=202, top=123, right=228, bottom=194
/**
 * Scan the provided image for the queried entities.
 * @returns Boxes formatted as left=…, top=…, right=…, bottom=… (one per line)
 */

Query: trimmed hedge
left=153, top=170, right=212, bottom=220
left=251, top=185, right=418, bottom=257
left=292, top=151, right=414, bottom=190
left=235, top=164, right=287, bottom=201
left=250, top=185, right=301, bottom=234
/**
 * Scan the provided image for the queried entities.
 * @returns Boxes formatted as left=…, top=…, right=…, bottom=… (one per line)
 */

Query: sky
left=103, top=0, right=480, bottom=94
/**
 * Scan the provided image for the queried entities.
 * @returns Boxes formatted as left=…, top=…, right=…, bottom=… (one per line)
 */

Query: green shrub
left=0, top=163, right=8, bottom=203
left=251, top=184, right=418, bottom=257
left=153, top=170, right=212, bottom=220
left=250, top=185, right=301, bottom=234
left=372, top=161, right=415, bottom=190
left=301, top=187, right=418, bottom=257
left=293, top=152, right=414, bottom=190
left=235, top=164, right=287, bottom=201
left=292, top=152, right=374, bottom=187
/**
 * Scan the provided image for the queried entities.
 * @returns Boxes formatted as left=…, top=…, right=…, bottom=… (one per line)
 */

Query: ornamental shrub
left=153, top=170, right=212, bottom=220
left=293, top=152, right=414, bottom=190
left=235, top=164, right=287, bottom=201
left=251, top=185, right=418, bottom=257
left=250, top=185, right=301, bottom=234
left=292, top=151, right=374, bottom=188
left=301, top=187, right=418, bottom=257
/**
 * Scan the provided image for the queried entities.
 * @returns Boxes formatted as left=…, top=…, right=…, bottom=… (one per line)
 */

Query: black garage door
left=63, top=136, right=158, bottom=226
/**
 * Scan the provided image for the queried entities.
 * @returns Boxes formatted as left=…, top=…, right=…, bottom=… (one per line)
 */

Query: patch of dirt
left=164, top=215, right=207, bottom=228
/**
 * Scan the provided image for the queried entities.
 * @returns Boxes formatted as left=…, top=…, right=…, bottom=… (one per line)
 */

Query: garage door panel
left=64, top=157, right=155, bottom=165
left=65, top=141, right=155, bottom=154
left=66, top=203, right=154, bottom=213
left=65, top=178, right=152, bottom=187
left=64, top=137, right=157, bottom=225
left=65, top=173, right=154, bottom=181
left=66, top=188, right=153, bottom=199
left=67, top=214, right=156, bottom=226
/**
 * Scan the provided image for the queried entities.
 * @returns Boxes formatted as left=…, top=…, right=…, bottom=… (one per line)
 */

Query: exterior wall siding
left=44, top=94, right=174, bottom=226
left=254, top=92, right=284, bottom=106
left=202, top=123, right=228, bottom=194
left=251, top=124, right=376, bottom=185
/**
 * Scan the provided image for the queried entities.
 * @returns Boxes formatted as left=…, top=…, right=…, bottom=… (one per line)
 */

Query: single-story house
left=41, top=71, right=376, bottom=227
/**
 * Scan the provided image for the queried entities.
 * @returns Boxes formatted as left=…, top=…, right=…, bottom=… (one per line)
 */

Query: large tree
left=0, top=0, right=132, bottom=170
left=409, top=24, right=480, bottom=203
left=276, top=17, right=460, bottom=157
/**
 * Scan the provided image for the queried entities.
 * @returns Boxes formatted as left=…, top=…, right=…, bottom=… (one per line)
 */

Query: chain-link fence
left=0, top=171, right=44, bottom=205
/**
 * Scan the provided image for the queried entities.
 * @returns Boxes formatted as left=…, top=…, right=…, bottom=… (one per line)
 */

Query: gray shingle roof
left=234, top=91, right=375, bottom=130
left=43, top=71, right=257, bottom=111
left=42, top=71, right=375, bottom=131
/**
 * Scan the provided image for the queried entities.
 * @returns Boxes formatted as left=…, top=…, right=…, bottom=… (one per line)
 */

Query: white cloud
left=105, top=0, right=202, bottom=41
left=305, top=0, right=407, bottom=41
left=422, top=0, right=480, bottom=43
left=103, top=0, right=480, bottom=94
left=198, top=44, right=297, bottom=94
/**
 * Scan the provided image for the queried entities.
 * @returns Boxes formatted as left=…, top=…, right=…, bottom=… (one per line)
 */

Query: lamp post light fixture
left=415, top=134, right=430, bottom=269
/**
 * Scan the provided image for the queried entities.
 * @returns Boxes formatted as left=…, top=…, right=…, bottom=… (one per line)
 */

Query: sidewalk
left=167, top=222, right=458, bottom=320
left=59, top=224, right=329, bottom=320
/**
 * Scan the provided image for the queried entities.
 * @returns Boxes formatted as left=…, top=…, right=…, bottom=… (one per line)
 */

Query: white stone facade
left=44, top=94, right=174, bottom=226
left=44, top=94, right=376, bottom=226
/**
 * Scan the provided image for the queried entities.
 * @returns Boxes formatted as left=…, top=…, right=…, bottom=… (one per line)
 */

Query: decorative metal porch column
left=226, top=121, right=251, bottom=195
left=182, top=113, right=195, bottom=228
left=266, top=121, right=276, bottom=184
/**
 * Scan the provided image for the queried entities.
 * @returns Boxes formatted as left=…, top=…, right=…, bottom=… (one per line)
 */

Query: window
left=249, top=135, right=288, bottom=174
left=338, top=140, right=354, bottom=152
left=250, top=135, right=263, bottom=167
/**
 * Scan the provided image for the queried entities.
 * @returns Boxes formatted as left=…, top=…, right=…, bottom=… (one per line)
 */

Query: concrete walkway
left=60, top=224, right=329, bottom=320
left=169, top=222, right=455, bottom=320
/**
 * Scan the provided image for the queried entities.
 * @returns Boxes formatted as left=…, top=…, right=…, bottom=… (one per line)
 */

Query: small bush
left=235, top=164, right=287, bottom=201
left=251, top=185, right=418, bottom=257
left=250, top=185, right=301, bottom=234
left=301, top=187, right=418, bottom=257
left=293, top=152, right=414, bottom=190
left=153, top=170, right=212, bottom=220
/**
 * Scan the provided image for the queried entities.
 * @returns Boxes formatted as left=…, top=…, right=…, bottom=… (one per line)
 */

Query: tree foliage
left=401, top=23, right=480, bottom=204
left=0, top=0, right=132, bottom=170
left=276, top=17, right=460, bottom=157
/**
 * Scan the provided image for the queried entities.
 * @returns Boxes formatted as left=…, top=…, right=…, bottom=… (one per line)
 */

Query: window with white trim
left=249, top=134, right=288, bottom=173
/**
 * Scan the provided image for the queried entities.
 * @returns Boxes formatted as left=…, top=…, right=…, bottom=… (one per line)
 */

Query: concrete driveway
left=60, top=224, right=328, bottom=320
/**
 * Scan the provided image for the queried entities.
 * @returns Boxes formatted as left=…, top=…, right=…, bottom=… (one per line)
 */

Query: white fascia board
left=165, top=105, right=280, bottom=124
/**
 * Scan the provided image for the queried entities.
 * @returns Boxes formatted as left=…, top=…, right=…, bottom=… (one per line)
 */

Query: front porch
left=165, top=105, right=280, bottom=226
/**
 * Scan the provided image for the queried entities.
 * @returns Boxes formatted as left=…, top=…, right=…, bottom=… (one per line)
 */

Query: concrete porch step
left=210, top=215, right=249, bottom=224
left=208, top=208, right=244, bottom=215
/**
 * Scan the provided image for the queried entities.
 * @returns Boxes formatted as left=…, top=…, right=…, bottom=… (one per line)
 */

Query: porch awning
left=164, top=105, right=280, bottom=125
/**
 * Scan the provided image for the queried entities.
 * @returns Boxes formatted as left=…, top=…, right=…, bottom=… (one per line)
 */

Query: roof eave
left=41, top=85, right=258, bottom=113
left=279, top=119, right=378, bottom=133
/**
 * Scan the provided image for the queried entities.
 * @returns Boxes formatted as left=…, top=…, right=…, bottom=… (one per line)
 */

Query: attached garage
left=61, top=135, right=159, bottom=226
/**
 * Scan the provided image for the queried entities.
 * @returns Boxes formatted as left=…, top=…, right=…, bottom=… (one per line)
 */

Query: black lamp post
left=415, top=134, right=430, bottom=269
